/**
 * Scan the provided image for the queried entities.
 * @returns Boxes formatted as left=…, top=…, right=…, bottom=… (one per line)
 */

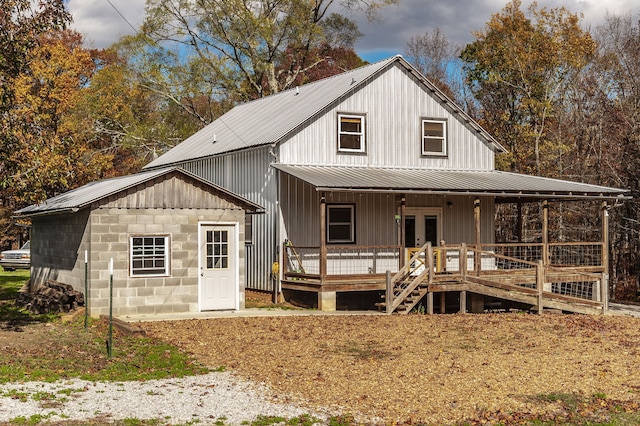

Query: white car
left=0, top=241, right=30, bottom=271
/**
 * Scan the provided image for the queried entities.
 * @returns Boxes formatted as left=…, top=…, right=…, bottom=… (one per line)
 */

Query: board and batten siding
left=97, top=173, right=246, bottom=210
left=279, top=64, right=495, bottom=170
left=180, top=147, right=278, bottom=291
left=280, top=174, right=495, bottom=250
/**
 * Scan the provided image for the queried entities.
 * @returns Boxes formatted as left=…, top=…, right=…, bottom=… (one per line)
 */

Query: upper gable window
left=338, top=113, right=365, bottom=153
left=421, top=118, right=447, bottom=156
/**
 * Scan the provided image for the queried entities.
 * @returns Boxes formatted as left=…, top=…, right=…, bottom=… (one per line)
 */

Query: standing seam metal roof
left=144, top=55, right=503, bottom=169
left=14, top=167, right=262, bottom=216
left=271, top=164, right=629, bottom=199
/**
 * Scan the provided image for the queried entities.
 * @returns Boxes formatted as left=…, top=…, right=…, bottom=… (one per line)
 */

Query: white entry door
left=404, top=208, right=442, bottom=248
left=199, top=224, right=237, bottom=311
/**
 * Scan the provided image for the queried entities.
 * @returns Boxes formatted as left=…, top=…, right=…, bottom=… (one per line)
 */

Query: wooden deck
left=282, top=242, right=608, bottom=314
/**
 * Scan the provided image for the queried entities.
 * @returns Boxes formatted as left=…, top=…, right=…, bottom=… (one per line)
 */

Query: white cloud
left=352, top=0, right=640, bottom=61
left=67, top=0, right=639, bottom=57
left=67, top=0, right=146, bottom=48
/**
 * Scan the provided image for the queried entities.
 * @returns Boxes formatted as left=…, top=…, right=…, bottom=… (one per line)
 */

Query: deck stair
left=382, top=242, right=606, bottom=315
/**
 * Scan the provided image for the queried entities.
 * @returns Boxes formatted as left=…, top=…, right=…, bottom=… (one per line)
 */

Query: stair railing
left=386, top=242, right=433, bottom=313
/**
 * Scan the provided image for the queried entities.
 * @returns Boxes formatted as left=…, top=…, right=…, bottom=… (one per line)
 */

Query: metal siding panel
left=183, top=148, right=277, bottom=291
left=280, top=65, right=496, bottom=171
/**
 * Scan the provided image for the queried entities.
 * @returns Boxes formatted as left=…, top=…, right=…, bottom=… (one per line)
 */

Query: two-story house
left=145, top=55, right=628, bottom=314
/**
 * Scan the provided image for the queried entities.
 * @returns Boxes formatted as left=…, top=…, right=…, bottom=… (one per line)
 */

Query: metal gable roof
left=144, top=55, right=503, bottom=170
left=272, top=164, right=629, bottom=200
left=14, top=167, right=262, bottom=217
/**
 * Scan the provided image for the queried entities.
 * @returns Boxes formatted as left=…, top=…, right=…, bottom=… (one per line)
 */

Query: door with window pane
left=199, top=225, right=237, bottom=310
left=404, top=208, right=442, bottom=274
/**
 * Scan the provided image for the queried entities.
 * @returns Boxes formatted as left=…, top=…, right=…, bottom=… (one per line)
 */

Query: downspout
left=271, top=145, right=281, bottom=303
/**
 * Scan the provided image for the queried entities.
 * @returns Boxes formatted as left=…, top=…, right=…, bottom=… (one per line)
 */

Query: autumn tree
left=116, top=0, right=393, bottom=131
left=70, top=44, right=205, bottom=174
left=5, top=31, right=118, bottom=206
left=461, top=0, right=595, bottom=176
left=0, top=0, right=70, bottom=109
left=404, top=28, right=466, bottom=104
left=0, top=0, right=71, bottom=247
left=588, top=12, right=640, bottom=299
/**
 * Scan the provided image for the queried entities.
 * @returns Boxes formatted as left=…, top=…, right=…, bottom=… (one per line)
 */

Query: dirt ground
left=139, top=302, right=640, bottom=425
left=3, top=290, right=640, bottom=425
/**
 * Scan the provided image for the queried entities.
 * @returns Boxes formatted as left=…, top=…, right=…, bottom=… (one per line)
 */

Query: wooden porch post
left=474, top=198, right=481, bottom=274
left=427, top=242, right=434, bottom=315
left=537, top=260, right=544, bottom=314
left=400, top=196, right=406, bottom=267
left=318, top=193, right=336, bottom=311
left=542, top=200, right=549, bottom=266
left=517, top=201, right=523, bottom=242
left=320, top=193, right=327, bottom=280
left=602, top=201, right=609, bottom=313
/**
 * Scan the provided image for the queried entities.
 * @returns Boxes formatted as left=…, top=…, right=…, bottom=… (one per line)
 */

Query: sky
left=67, top=0, right=640, bottom=62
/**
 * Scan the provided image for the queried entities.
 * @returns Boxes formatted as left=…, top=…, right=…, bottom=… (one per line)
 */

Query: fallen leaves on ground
left=141, top=313, right=640, bottom=425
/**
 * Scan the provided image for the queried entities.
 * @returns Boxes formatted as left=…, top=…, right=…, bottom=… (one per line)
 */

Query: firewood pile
left=16, top=280, right=85, bottom=314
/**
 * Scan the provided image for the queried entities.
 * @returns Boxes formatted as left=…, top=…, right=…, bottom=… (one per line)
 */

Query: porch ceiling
left=272, top=164, right=629, bottom=201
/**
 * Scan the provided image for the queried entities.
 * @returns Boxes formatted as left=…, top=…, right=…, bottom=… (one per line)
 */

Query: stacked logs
left=16, top=280, right=85, bottom=314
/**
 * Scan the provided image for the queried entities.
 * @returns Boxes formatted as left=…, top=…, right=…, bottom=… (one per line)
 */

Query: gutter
left=312, top=186, right=631, bottom=201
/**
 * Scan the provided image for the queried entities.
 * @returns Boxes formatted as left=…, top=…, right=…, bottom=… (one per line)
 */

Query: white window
left=130, top=235, right=169, bottom=276
left=327, top=205, right=355, bottom=243
left=422, top=118, right=447, bottom=156
left=206, top=229, right=229, bottom=269
left=338, top=113, right=365, bottom=153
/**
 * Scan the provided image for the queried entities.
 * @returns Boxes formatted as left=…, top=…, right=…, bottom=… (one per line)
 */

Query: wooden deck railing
left=283, top=243, right=401, bottom=278
left=282, top=241, right=607, bottom=313
left=283, top=242, right=604, bottom=278
left=386, top=242, right=606, bottom=314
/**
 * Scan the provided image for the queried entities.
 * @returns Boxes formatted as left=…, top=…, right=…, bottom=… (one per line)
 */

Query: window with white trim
left=130, top=235, right=170, bottom=276
left=338, top=113, right=365, bottom=153
left=421, top=118, right=447, bottom=156
left=327, top=205, right=355, bottom=243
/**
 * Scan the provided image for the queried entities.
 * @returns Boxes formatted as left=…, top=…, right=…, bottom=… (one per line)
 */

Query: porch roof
left=272, top=164, right=629, bottom=201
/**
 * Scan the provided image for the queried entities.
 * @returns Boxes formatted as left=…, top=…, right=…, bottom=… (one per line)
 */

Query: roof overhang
left=272, top=164, right=630, bottom=202
left=13, top=167, right=264, bottom=219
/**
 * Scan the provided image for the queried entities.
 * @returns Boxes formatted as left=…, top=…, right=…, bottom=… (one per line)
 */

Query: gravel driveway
left=0, top=372, right=336, bottom=424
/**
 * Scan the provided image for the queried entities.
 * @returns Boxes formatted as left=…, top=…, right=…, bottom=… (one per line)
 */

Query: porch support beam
left=400, top=196, right=406, bottom=267
left=320, top=193, right=327, bottom=280
left=474, top=197, right=481, bottom=274
left=517, top=202, right=523, bottom=242
left=602, top=201, right=609, bottom=313
left=542, top=200, right=549, bottom=266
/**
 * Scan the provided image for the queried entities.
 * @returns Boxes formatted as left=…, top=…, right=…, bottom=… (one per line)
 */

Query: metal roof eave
left=311, top=186, right=630, bottom=201
left=12, top=207, right=81, bottom=219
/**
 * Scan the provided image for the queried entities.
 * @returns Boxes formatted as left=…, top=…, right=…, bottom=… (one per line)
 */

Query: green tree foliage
left=125, top=0, right=394, bottom=127
left=461, top=0, right=595, bottom=176
left=70, top=44, right=204, bottom=174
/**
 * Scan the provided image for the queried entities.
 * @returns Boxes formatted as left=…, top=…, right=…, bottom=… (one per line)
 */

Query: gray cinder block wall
left=30, top=207, right=246, bottom=317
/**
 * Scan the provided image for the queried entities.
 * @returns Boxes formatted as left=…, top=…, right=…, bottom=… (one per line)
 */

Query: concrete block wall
left=30, top=210, right=91, bottom=292
left=88, top=207, right=246, bottom=317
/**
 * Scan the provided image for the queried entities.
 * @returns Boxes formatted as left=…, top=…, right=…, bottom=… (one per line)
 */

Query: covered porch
left=274, top=165, right=628, bottom=312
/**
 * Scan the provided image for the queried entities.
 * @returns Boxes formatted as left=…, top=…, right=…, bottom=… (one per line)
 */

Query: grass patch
left=0, top=316, right=209, bottom=384
left=0, top=270, right=209, bottom=384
